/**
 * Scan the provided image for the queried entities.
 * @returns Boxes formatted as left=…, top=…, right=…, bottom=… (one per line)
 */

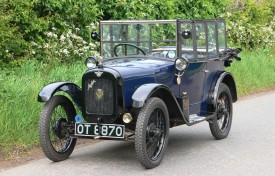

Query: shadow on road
left=68, top=125, right=216, bottom=167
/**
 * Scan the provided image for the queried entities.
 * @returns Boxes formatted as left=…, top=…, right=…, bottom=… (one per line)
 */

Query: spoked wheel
left=39, top=95, right=77, bottom=162
left=209, top=83, right=233, bottom=140
left=135, top=98, right=169, bottom=169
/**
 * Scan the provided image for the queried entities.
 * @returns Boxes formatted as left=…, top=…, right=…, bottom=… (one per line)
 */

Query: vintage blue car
left=38, top=19, right=241, bottom=169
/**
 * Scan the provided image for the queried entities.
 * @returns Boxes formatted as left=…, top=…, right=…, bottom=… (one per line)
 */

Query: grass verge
left=227, top=48, right=275, bottom=95
left=0, top=48, right=274, bottom=156
left=0, top=60, right=85, bottom=157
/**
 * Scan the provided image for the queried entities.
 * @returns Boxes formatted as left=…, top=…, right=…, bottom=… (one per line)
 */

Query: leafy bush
left=33, top=0, right=102, bottom=40
left=0, top=18, right=30, bottom=67
left=99, top=0, right=228, bottom=20
left=174, top=0, right=229, bottom=19
left=0, top=0, right=101, bottom=66
left=224, top=0, right=275, bottom=48
left=0, top=0, right=274, bottom=66
left=31, top=23, right=99, bottom=63
left=0, top=1, right=32, bottom=67
left=98, top=0, right=175, bottom=20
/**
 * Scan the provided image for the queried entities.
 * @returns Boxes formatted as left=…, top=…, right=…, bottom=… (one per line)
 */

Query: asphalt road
left=1, top=91, right=275, bottom=176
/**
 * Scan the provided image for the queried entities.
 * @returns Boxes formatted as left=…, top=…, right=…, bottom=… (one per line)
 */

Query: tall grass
left=227, top=48, right=275, bottom=95
left=0, top=49, right=274, bottom=156
left=0, top=60, right=86, bottom=156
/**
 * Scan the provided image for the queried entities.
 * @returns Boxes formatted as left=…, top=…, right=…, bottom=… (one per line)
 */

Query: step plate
left=189, top=114, right=206, bottom=123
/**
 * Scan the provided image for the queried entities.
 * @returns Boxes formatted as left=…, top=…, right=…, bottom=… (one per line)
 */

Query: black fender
left=211, top=72, right=237, bottom=108
left=38, top=82, right=83, bottom=110
left=132, top=84, right=189, bottom=126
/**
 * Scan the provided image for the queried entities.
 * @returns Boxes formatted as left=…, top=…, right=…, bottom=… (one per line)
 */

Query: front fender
left=132, top=84, right=189, bottom=126
left=38, top=82, right=83, bottom=110
left=132, top=83, right=163, bottom=108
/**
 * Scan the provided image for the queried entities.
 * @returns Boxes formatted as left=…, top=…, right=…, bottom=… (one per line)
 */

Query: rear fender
left=38, top=82, right=83, bottom=110
left=132, top=84, right=188, bottom=126
left=211, top=72, right=237, bottom=109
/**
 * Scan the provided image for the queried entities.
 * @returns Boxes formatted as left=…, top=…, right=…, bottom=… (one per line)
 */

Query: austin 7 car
left=38, top=19, right=241, bottom=169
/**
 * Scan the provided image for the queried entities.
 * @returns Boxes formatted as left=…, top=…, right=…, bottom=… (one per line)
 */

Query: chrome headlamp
left=175, top=57, right=189, bottom=72
left=85, top=57, right=97, bottom=69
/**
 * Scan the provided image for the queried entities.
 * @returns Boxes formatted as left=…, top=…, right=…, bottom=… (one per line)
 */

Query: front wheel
left=39, top=95, right=77, bottom=162
left=209, top=83, right=233, bottom=140
left=135, top=98, right=169, bottom=169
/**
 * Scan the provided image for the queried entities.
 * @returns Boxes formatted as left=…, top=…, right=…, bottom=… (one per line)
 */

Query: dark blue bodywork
left=38, top=19, right=239, bottom=127
left=87, top=56, right=225, bottom=116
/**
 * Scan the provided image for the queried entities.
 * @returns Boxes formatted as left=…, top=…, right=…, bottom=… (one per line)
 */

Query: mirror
left=135, top=24, right=143, bottom=31
left=182, top=30, right=191, bottom=39
left=91, top=31, right=100, bottom=41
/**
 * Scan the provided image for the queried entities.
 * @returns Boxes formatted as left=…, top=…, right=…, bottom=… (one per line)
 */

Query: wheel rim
left=217, top=91, right=231, bottom=133
left=49, top=104, right=73, bottom=153
left=146, top=107, right=166, bottom=161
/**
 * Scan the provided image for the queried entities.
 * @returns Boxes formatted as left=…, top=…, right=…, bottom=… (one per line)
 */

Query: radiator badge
left=87, top=80, right=96, bottom=91
left=96, top=89, right=104, bottom=100
left=95, top=71, right=103, bottom=77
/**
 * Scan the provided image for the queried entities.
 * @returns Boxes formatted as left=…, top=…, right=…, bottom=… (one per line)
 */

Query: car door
left=200, top=20, right=227, bottom=115
left=179, top=21, right=208, bottom=115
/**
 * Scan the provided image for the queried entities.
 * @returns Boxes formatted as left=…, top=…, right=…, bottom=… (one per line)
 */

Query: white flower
left=60, top=35, right=66, bottom=41
left=52, top=27, right=57, bottom=31
left=46, top=32, right=53, bottom=37
left=5, top=50, right=9, bottom=53
left=44, top=43, right=49, bottom=49
left=30, top=41, right=37, bottom=46
left=53, top=34, right=58, bottom=39
left=62, top=49, right=69, bottom=54
left=226, top=12, right=231, bottom=17
left=31, top=50, right=36, bottom=54
left=83, top=46, right=89, bottom=50
left=75, top=28, right=80, bottom=31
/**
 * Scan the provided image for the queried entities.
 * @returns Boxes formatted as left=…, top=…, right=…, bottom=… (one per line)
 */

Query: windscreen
left=100, top=21, right=177, bottom=59
left=179, top=19, right=227, bottom=60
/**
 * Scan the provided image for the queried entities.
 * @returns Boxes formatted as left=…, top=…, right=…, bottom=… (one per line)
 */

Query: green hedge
left=0, top=0, right=274, bottom=65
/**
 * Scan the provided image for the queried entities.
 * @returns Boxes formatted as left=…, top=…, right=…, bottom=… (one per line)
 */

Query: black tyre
left=39, top=95, right=77, bottom=162
left=209, top=83, right=233, bottom=140
left=135, top=97, right=169, bottom=169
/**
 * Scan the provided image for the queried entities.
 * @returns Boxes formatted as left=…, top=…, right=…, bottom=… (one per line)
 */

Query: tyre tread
left=135, top=97, right=169, bottom=169
left=39, top=95, right=76, bottom=162
left=209, top=83, right=233, bottom=140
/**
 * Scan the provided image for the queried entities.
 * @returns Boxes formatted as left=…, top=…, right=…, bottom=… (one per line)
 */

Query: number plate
left=75, top=123, right=125, bottom=139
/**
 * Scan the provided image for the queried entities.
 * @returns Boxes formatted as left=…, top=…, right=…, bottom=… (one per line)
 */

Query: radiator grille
left=85, top=78, right=114, bottom=115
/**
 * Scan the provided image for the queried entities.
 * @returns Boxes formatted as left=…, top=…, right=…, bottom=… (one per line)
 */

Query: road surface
left=1, top=91, right=275, bottom=176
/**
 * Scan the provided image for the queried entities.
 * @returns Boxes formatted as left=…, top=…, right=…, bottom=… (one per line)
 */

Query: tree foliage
left=0, top=0, right=274, bottom=67
left=0, top=0, right=101, bottom=66
left=98, top=0, right=175, bottom=20
left=224, top=0, right=275, bottom=48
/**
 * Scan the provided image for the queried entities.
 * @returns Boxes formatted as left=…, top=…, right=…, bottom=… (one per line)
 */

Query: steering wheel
left=113, top=43, right=146, bottom=57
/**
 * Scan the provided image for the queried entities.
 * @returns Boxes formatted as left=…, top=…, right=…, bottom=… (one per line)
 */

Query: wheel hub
left=52, top=118, right=67, bottom=139
left=147, top=123, right=161, bottom=137
left=217, top=104, right=228, bottom=119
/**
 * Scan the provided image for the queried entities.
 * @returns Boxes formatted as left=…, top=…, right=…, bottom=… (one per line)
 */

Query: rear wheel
left=39, top=95, right=77, bottom=162
left=135, top=98, right=169, bottom=169
left=209, top=83, right=233, bottom=140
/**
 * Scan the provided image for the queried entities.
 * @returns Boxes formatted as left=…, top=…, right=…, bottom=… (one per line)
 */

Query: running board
left=189, top=114, right=207, bottom=123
